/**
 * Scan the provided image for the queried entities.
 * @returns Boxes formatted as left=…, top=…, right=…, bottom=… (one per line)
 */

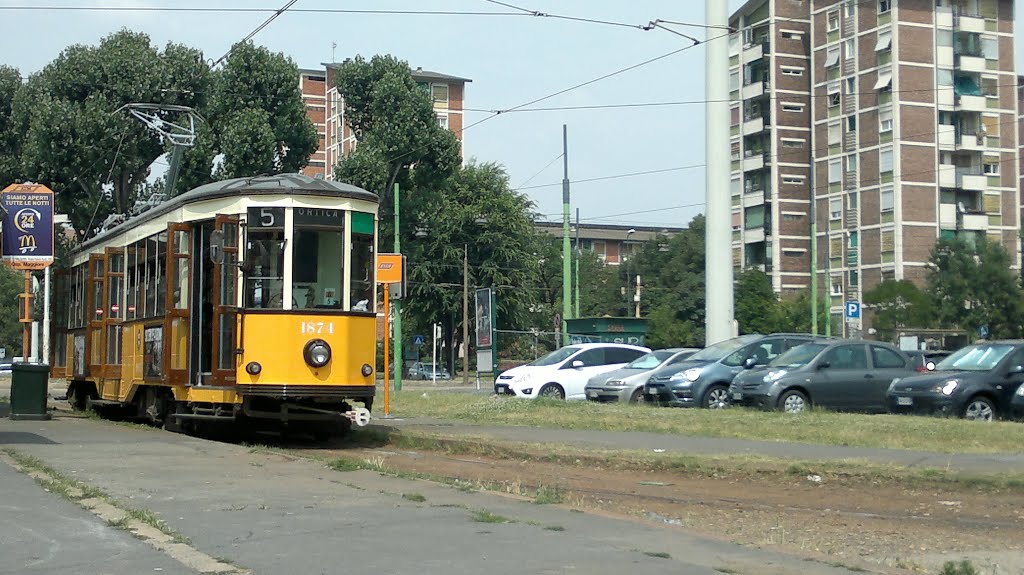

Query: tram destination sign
left=1, top=183, right=55, bottom=270
left=294, top=207, right=345, bottom=227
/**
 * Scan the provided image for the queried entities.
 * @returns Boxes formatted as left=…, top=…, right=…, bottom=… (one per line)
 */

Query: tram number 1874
left=301, top=321, right=335, bottom=335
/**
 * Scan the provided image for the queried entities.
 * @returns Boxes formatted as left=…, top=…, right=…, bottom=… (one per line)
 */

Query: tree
left=332, top=55, right=461, bottom=244
left=926, top=237, right=1023, bottom=338
left=402, top=162, right=541, bottom=371
left=0, top=265, right=26, bottom=357
left=0, top=65, right=21, bottom=186
left=775, top=290, right=830, bottom=334
left=863, top=279, right=933, bottom=341
left=15, top=30, right=209, bottom=236
left=734, top=269, right=779, bottom=335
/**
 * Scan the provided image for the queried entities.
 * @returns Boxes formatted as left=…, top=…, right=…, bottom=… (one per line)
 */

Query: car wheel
left=962, top=396, right=996, bottom=421
left=538, top=383, right=565, bottom=400
left=703, top=385, right=730, bottom=409
left=778, top=390, right=810, bottom=414
left=628, top=388, right=644, bottom=404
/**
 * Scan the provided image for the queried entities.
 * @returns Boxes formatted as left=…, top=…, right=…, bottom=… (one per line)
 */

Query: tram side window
left=68, top=264, right=87, bottom=329
left=350, top=212, right=375, bottom=312
left=126, top=245, right=138, bottom=320
left=291, top=207, right=345, bottom=310
left=245, top=230, right=286, bottom=308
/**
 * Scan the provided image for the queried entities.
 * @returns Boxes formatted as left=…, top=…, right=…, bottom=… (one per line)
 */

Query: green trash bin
left=10, top=363, right=52, bottom=421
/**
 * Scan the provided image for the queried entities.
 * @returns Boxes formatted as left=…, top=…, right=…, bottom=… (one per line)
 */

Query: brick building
left=533, top=221, right=683, bottom=266
left=298, top=63, right=471, bottom=180
left=730, top=0, right=1021, bottom=334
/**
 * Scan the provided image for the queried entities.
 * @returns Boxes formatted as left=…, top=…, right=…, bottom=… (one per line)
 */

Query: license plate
left=586, top=390, right=597, bottom=398
left=647, top=388, right=659, bottom=395
left=897, top=396, right=913, bottom=406
left=495, top=385, right=508, bottom=394
left=733, top=392, right=743, bottom=401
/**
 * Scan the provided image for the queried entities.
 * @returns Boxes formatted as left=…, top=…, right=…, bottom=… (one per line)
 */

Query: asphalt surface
left=0, top=412, right=867, bottom=575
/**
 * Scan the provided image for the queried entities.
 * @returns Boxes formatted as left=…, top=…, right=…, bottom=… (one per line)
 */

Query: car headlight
left=683, top=368, right=703, bottom=382
left=303, top=339, right=331, bottom=368
left=606, top=379, right=625, bottom=388
left=1017, top=385, right=1024, bottom=397
left=932, top=380, right=959, bottom=396
left=763, top=369, right=787, bottom=383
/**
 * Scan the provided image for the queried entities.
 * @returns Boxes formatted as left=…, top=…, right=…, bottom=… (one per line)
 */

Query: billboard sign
left=2, top=183, right=55, bottom=270
left=475, top=288, right=493, bottom=348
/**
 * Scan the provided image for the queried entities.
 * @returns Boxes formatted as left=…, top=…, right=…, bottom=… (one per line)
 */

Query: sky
left=1, top=0, right=1023, bottom=228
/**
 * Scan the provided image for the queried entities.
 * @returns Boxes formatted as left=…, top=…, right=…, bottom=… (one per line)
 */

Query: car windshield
left=625, top=350, right=674, bottom=369
left=688, top=335, right=759, bottom=362
left=935, top=344, right=1015, bottom=372
left=769, top=343, right=827, bottom=368
left=529, top=346, right=582, bottom=366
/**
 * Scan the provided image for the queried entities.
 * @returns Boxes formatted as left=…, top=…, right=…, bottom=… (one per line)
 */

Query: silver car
left=584, top=348, right=700, bottom=403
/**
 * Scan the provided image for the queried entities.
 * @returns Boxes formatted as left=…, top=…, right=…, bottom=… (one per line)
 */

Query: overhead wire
left=213, top=0, right=300, bottom=66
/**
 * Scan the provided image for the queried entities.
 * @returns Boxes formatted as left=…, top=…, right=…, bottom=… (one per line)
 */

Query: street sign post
left=2, top=183, right=56, bottom=363
left=844, top=301, right=861, bottom=320
left=377, top=253, right=406, bottom=416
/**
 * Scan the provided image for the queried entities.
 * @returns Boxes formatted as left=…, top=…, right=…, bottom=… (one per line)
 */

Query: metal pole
left=43, top=266, right=51, bottom=364
left=574, top=208, right=580, bottom=318
left=22, top=271, right=30, bottom=362
left=705, top=0, right=735, bottom=345
left=561, top=124, right=571, bottom=346
left=393, top=182, right=403, bottom=391
left=463, top=244, right=469, bottom=385
left=382, top=285, right=390, bottom=416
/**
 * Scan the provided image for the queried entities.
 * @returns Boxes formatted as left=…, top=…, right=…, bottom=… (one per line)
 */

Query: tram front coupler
left=344, top=407, right=372, bottom=427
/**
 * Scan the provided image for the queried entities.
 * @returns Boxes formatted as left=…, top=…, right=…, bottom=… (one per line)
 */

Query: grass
left=533, top=484, right=565, bottom=505
left=470, top=509, right=514, bottom=524
left=543, top=525, right=566, bottom=532
left=390, top=391, right=1024, bottom=455
left=643, top=551, right=671, bottom=559
left=939, top=561, right=978, bottom=575
left=402, top=493, right=427, bottom=502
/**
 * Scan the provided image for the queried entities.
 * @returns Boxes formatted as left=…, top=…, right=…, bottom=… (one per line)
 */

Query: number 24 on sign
left=301, top=322, right=334, bottom=335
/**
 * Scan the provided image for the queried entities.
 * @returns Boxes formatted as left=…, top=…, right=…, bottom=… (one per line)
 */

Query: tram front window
left=292, top=228, right=344, bottom=310
left=244, top=231, right=286, bottom=308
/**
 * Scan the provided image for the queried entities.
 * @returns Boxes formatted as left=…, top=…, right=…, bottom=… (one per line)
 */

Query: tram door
left=189, top=216, right=239, bottom=386
left=165, top=224, right=191, bottom=386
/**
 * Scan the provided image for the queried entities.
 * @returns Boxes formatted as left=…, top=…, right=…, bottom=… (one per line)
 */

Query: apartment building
left=298, top=63, right=470, bottom=180
left=533, top=221, right=682, bottom=265
left=729, top=0, right=814, bottom=295
left=730, top=0, right=1020, bottom=334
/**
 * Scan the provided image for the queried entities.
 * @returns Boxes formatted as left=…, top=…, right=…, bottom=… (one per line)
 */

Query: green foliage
left=0, top=65, right=21, bottom=186
left=0, top=265, right=25, bottom=356
left=734, top=269, right=779, bottom=335
left=926, top=238, right=1023, bottom=338
left=863, top=280, right=932, bottom=341
left=938, top=560, right=977, bottom=575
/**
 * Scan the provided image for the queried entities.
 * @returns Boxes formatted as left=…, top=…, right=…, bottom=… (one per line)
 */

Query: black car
left=731, top=340, right=913, bottom=413
left=886, top=341, right=1024, bottom=421
left=645, top=333, right=820, bottom=409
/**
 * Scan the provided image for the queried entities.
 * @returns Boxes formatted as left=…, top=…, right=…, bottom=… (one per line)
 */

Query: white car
left=493, top=343, right=651, bottom=400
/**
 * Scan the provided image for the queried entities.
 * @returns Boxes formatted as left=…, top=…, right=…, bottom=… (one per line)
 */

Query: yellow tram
left=50, top=174, right=379, bottom=437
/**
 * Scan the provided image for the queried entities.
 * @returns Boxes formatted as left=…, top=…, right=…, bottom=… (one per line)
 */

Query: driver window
left=292, top=208, right=345, bottom=310
left=570, top=348, right=605, bottom=367
left=244, top=207, right=285, bottom=309
left=822, top=345, right=868, bottom=369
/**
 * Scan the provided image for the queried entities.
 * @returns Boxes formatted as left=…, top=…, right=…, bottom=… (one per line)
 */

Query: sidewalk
left=0, top=413, right=864, bottom=575
left=378, top=416, right=1024, bottom=474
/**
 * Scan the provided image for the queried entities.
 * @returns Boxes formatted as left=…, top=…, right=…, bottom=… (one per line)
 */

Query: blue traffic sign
left=978, top=325, right=989, bottom=339
left=845, top=301, right=861, bottom=319
left=412, top=335, right=426, bottom=346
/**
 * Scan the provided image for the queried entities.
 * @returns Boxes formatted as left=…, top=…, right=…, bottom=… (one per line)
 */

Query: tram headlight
left=361, top=363, right=373, bottom=377
left=303, top=339, right=332, bottom=368
left=245, top=361, right=262, bottom=375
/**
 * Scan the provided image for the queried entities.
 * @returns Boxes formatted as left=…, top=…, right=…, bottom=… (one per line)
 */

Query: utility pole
left=705, top=0, right=735, bottom=345
left=574, top=208, right=580, bottom=318
left=634, top=275, right=642, bottom=318
left=561, top=124, right=571, bottom=346
left=393, top=182, right=403, bottom=391
left=463, top=244, right=469, bottom=385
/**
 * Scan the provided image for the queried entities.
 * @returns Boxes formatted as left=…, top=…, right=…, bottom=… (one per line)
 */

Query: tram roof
left=78, top=173, right=378, bottom=252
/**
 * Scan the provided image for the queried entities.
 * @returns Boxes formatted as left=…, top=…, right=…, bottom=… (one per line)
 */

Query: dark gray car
left=730, top=340, right=914, bottom=413
left=645, top=333, right=819, bottom=409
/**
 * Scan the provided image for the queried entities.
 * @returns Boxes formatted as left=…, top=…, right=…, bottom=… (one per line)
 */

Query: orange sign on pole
left=377, top=254, right=405, bottom=416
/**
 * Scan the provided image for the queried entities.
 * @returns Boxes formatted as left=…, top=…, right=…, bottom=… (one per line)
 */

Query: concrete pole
left=463, top=244, right=469, bottom=385
left=393, top=182, right=403, bottom=391
left=561, top=124, right=571, bottom=346
left=705, top=0, right=735, bottom=345
left=574, top=208, right=580, bottom=318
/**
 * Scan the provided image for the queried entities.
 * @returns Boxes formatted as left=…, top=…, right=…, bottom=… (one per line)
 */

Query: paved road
left=0, top=414, right=866, bottom=575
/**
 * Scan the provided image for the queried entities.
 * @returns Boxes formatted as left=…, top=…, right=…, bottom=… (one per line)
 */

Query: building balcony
left=954, top=14, right=986, bottom=34
left=955, top=132, right=987, bottom=152
left=962, top=213, right=989, bottom=231
left=741, top=153, right=769, bottom=172
left=742, top=41, right=768, bottom=63
left=939, top=203, right=957, bottom=228
left=954, top=54, right=986, bottom=73
left=742, top=80, right=769, bottom=100
left=955, top=94, right=987, bottom=112
left=744, top=227, right=766, bottom=243
left=957, top=170, right=987, bottom=191
left=742, top=187, right=769, bottom=207
left=938, top=124, right=956, bottom=149
left=742, top=115, right=769, bottom=136
left=939, top=164, right=957, bottom=188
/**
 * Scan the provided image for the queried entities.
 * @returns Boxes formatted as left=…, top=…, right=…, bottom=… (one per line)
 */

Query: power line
left=517, top=163, right=705, bottom=191
left=515, top=153, right=564, bottom=189
left=0, top=5, right=527, bottom=16
left=213, top=0, right=299, bottom=66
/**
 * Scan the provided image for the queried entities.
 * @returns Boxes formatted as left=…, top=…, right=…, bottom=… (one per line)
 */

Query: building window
left=781, top=66, right=804, bottom=76
left=829, top=159, right=842, bottom=183
left=845, top=38, right=855, bottom=59
left=729, top=71, right=740, bottom=91
left=846, top=153, right=858, bottom=173
left=844, top=1, right=856, bottom=18
left=829, top=197, right=843, bottom=220
left=880, top=186, right=894, bottom=212
left=849, top=231, right=859, bottom=248
left=827, top=81, right=841, bottom=107
left=782, top=138, right=804, bottom=148
left=827, top=10, right=840, bottom=32
left=782, top=103, right=804, bottom=113
left=830, top=276, right=843, bottom=296
left=782, top=175, right=805, bottom=185
left=879, top=107, right=893, bottom=133
left=879, top=146, right=894, bottom=173
left=875, top=30, right=892, bottom=52
left=874, top=69, right=893, bottom=91
left=848, top=191, right=859, bottom=209
left=847, top=115, right=857, bottom=132
left=879, top=0, right=891, bottom=14
left=781, top=31, right=802, bottom=40
left=983, top=156, right=1000, bottom=175
left=431, top=84, right=449, bottom=105
left=825, top=46, right=841, bottom=68
left=828, top=121, right=841, bottom=146
left=881, top=229, right=895, bottom=253
left=744, top=205, right=766, bottom=229
left=437, top=113, right=449, bottom=130
left=982, top=37, right=998, bottom=60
